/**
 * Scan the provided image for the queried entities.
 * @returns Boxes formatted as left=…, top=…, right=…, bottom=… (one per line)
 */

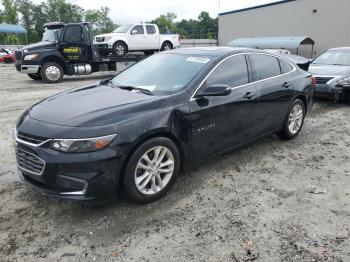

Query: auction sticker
left=187, top=56, right=210, bottom=64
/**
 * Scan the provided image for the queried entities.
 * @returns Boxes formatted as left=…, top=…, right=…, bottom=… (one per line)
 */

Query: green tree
left=85, top=7, right=115, bottom=36
left=1, top=0, right=18, bottom=24
left=151, top=12, right=177, bottom=33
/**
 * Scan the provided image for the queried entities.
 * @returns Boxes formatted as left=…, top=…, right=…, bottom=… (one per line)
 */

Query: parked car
left=265, top=49, right=311, bottom=71
left=0, top=47, right=15, bottom=63
left=309, top=47, right=350, bottom=101
left=15, top=47, right=314, bottom=203
left=93, top=23, right=180, bottom=56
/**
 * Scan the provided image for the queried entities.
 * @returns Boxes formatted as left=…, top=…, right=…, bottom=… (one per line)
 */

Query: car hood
left=309, top=64, right=350, bottom=76
left=22, top=41, right=57, bottom=52
left=29, top=84, right=162, bottom=127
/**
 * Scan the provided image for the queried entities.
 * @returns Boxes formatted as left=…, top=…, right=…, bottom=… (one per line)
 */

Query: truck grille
left=17, top=131, right=48, bottom=146
left=315, top=76, right=334, bottom=85
left=16, top=148, right=45, bottom=175
left=95, top=37, right=105, bottom=42
left=15, top=50, right=22, bottom=60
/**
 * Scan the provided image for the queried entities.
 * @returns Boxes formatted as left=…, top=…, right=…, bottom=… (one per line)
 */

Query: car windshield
left=113, top=25, right=132, bottom=33
left=313, top=50, right=350, bottom=66
left=42, top=28, right=62, bottom=42
left=111, top=53, right=211, bottom=95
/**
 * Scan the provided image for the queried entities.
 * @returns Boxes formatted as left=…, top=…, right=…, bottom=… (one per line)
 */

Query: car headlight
left=24, top=54, right=39, bottom=60
left=50, top=134, right=116, bottom=153
left=337, top=76, right=350, bottom=84
left=104, top=36, right=112, bottom=42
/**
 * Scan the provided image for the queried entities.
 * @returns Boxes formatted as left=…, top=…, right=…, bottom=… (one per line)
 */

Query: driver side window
left=131, top=25, right=144, bottom=35
left=205, top=55, right=249, bottom=88
left=63, top=25, right=82, bottom=43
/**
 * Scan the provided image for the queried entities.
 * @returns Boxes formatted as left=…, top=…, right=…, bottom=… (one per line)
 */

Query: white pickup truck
left=93, top=23, right=180, bottom=56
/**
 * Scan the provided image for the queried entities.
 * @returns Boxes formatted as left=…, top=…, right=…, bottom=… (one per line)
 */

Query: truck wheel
left=40, top=62, right=63, bottom=83
left=112, top=42, right=127, bottom=56
left=27, top=73, right=42, bottom=81
left=161, top=42, right=173, bottom=51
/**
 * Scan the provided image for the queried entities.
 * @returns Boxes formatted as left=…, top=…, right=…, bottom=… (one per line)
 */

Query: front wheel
left=112, top=42, right=127, bottom=56
left=27, top=73, right=42, bottom=81
left=277, top=99, right=305, bottom=140
left=40, top=62, right=63, bottom=83
left=123, top=137, right=180, bottom=203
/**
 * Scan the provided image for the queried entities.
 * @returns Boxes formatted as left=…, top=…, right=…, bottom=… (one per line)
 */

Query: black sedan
left=15, top=47, right=314, bottom=203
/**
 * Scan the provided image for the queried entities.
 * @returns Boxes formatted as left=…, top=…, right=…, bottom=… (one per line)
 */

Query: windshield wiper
left=115, top=85, right=153, bottom=95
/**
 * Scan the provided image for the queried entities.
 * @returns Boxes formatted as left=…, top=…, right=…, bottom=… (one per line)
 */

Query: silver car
left=309, top=47, right=350, bottom=100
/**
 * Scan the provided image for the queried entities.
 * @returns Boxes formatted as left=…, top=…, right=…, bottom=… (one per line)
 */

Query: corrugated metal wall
left=218, top=0, right=350, bottom=57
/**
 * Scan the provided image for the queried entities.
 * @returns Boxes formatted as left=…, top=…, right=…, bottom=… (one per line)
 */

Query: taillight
left=311, top=76, right=316, bottom=87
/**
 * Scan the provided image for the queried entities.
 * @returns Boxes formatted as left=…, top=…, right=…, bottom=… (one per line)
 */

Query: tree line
left=0, top=0, right=218, bottom=44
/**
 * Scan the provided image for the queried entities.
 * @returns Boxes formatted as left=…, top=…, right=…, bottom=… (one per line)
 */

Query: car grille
left=16, top=148, right=45, bottom=175
left=315, top=76, right=334, bottom=85
left=17, top=131, right=48, bottom=145
left=15, top=50, right=22, bottom=60
left=95, top=37, right=105, bottom=42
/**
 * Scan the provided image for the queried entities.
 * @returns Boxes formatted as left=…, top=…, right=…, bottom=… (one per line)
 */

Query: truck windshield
left=113, top=25, right=132, bottom=33
left=42, top=28, right=62, bottom=42
left=313, top=50, right=350, bottom=66
left=111, top=53, right=211, bottom=95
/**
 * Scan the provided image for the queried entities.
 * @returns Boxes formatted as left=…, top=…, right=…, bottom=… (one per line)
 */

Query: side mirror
left=196, top=84, right=231, bottom=98
left=131, top=30, right=138, bottom=35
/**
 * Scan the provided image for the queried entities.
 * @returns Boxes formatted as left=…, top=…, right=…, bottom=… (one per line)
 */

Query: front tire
left=27, top=73, right=42, bottom=81
left=40, top=62, right=63, bottom=83
left=112, top=41, right=127, bottom=56
left=277, top=99, right=305, bottom=140
left=123, top=137, right=180, bottom=203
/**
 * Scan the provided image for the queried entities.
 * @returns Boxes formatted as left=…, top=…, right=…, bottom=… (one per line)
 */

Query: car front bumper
left=15, top=142, right=124, bottom=200
left=15, top=61, right=40, bottom=74
left=314, top=75, right=343, bottom=98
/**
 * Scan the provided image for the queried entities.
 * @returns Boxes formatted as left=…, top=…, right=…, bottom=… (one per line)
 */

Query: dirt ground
left=0, top=63, right=349, bottom=262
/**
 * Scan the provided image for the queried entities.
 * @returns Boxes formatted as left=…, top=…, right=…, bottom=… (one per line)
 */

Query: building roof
left=228, top=36, right=315, bottom=49
left=0, top=23, right=27, bottom=34
left=219, top=0, right=296, bottom=16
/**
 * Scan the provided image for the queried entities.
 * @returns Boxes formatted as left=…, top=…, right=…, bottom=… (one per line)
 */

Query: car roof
left=167, top=47, right=264, bottom=57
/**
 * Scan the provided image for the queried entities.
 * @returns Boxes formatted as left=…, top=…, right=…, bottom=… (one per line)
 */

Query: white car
left=93, top=23, right=180, bottom=56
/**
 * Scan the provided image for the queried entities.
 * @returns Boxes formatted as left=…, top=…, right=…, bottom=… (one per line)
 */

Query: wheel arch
left=161, top=40, right=173, bottom=49
left=119, top=129, right=185, bottom=184
left=41, top=55, right=67, bottom=74
left=113, top=40, right=129, bottom=52
left=294, top=94, right=308, bottom=114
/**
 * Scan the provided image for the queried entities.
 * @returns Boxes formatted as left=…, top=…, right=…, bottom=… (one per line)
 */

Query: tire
left=277, top=99, right=306, bottom=140
left=27, top=73, right=42, bottom=81
left=40, top=62, right=63, bottom=83
left=4, top=58, right=13, bottom=63
left=112, top=41, right=127, bottom=56
left=161, top=42, right=173, bottom=51
left=123, top=137, right=180, bottom=203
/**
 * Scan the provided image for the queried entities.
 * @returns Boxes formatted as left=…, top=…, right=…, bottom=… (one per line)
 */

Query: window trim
left=189, top=52, right=296, bottom=101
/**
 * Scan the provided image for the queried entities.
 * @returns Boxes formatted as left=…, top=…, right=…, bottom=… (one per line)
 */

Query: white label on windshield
left=187, top=57, right=210, bottom=64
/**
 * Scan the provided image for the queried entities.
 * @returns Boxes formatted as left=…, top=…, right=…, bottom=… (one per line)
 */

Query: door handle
left=244, top=91, right=256, bottom=99
left=283, top=82, right=292, bottom=88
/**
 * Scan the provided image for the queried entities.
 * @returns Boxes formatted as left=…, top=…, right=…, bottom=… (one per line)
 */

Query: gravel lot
left=0, top=64, right=349, bottom=262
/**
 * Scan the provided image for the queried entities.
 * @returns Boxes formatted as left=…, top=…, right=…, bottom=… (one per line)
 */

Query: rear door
left=248, top=54, right=295, bottom=134
left=190, top=54, right=259, bottom=161
left=145, top=25, right=159, bottom=50
left=128, top=24, right=146, bottom=50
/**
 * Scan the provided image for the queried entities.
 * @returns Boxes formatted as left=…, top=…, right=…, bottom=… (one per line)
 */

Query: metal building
left=218, top=0, right=350, bottom=58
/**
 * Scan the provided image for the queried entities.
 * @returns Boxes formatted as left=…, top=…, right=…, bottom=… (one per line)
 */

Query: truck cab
left=15, top=22, right=144, bottom=83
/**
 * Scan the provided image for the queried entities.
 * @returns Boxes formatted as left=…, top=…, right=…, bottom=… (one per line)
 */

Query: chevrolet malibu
left=15, top=47, right=314, bottom=203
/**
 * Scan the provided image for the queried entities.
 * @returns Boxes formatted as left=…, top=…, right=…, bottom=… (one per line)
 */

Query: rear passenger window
left=205, top=55, right=249, bottom=88
left=250, top=54, right=281, bottom=80
left=146, top=25, right=156, bottom=34
left=279, top=59, right=294, bottom=74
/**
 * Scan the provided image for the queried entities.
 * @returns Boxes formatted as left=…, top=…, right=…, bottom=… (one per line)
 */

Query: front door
left=128, top=25, right=146, bottom=50
left=189, top=54, right=259, bottom=161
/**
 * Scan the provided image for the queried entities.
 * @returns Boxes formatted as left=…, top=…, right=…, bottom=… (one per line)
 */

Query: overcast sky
left=60, top=0, right=280, bottom=24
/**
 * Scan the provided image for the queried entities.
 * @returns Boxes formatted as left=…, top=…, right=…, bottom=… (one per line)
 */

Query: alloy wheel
left=288, top=104, right=304, bottom=134
left=134, top=146, right=175, bottom=195
left=45, top=66, right=61, bottom=82
left=115, top=44, right=125, bottom=56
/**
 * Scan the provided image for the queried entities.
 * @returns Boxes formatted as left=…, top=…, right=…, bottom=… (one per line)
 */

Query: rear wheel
left=112, top=41, right=127, bottom=56
left=161, top=42, right=173, bottom=51
left=40, top=62, right=63, bottom=83
left=277, top=99, right=305, bottom=140
left=27, top=73, right=42, bottom=81
left=123, top=137, right=180, bottom=203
